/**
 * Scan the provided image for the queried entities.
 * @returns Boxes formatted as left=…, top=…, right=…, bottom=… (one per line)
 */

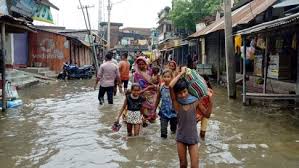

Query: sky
left=35, top=0, right=172, bottom=29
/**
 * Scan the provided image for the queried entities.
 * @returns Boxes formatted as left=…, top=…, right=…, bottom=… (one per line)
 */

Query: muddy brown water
left=0, top=80, right=299, bottom=168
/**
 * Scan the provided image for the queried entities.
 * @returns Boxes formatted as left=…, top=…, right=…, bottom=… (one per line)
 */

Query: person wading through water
left=95, top=52, right=122, bottom=105
left=118, top=53, right=131, bottom=93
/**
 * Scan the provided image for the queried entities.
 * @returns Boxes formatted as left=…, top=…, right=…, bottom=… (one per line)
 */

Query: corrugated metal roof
left=273, top=0, right=299, bottom=8
left=34, top=28, right=91, bottom=48
left=0, top=14, right=35, bottom=32
left=189, top=0, right=277, bottom=38
left=236, top=12, right=299, bottom=35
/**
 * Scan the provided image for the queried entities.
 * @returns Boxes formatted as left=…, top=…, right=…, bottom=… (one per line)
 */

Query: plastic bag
left=183, top=68, right=208, bottom=98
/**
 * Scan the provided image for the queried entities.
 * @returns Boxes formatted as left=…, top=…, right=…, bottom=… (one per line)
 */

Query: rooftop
left=236, top=12, right=299, bottom=35
left=189, top=0, right=277, bottom=38
left=121, top=27, right=151, bottom=36
left=99, top=22, right=123, bottom=27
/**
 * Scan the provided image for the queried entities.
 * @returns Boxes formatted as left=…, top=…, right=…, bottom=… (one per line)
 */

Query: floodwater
left=0, top=80, right=299, bottom=168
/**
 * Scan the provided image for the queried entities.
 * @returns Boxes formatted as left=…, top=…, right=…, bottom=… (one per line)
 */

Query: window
left=166, top=24, right=172, bottom=32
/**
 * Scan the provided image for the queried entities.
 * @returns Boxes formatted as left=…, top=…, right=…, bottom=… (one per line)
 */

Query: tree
left=170, top=0, right=221, bottom=33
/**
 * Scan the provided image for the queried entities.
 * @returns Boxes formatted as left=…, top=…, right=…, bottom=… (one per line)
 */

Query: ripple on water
left=207, top=151, right=242, bottom=165
left=1, top=83, right=299, bottom=168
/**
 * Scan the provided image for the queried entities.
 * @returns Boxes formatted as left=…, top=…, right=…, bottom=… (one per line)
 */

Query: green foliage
left=170, top=0, right=221, bottom=33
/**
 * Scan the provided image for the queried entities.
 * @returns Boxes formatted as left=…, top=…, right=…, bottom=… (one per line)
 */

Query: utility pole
left=78, top=0, right=99, bottom=74
left=224, top=0, right=236, bottom=98
left=107, top=0, right=112, bottom=50
left=106, top=0, right=126, bottom=50
left=98, top=0, right=102, bottom=32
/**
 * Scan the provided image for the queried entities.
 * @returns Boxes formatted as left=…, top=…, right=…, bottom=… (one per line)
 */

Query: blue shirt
left=159, top=85, right=176, bottom=119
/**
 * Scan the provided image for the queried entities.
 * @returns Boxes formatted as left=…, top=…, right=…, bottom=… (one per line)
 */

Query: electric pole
left=107, top=0, right=111, bottom=50
left=78, top=0, right=99, bottom=73
left=98, top=0, right=102, bottom=32
left=106, top=0, right=126, bottom=50
left=224, top=0, right=236, bottom=98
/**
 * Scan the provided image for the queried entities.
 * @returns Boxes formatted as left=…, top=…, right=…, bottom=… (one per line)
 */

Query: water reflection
left=0, top=81, right=298, bottom=168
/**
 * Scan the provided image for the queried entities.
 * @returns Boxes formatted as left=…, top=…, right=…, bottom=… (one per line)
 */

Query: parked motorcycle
left=57, top=63, right=93, bottom=80
left=82, top=64, right=96, bottom=75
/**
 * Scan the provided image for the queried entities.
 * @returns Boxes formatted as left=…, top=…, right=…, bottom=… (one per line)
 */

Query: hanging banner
left=32, top=4, right=54, bottom=24
left=234, top=35, right=242, bottom=52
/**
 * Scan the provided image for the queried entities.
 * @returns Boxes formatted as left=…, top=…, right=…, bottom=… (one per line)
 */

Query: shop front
left=236, top=12, right=299, bottom=104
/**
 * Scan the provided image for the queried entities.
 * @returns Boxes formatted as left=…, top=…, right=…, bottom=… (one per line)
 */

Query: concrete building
left=121, top=27, right=151, bottom=39
left=113, top=27, right=151, bottom=56
left=99, top=22, right=123, bottom=49
left=150, top=28, right=159, bottom=50
left=157, top=6, right=174, bottom=44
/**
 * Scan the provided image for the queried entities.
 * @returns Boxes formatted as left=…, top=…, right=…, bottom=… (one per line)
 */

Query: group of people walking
left=95, top=51, right=213, bottom=168
left=94, top=52, right=131, bottom=104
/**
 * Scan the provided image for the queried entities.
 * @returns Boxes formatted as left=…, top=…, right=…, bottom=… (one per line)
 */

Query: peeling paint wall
left=28, top=30, right=70, bottom=73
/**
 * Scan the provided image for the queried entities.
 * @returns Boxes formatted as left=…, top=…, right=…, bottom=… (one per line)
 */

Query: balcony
left=158, top=32, right=176, bottom=42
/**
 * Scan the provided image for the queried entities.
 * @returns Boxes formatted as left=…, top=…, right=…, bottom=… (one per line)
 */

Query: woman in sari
left=168, top=60, right=179, bottom=77
left=134, top=57, right=158, bottom=123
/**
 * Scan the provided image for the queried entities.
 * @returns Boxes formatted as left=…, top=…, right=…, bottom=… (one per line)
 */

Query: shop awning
left=189, top=0, right=277, bottom=38
left=273, top=0, right=299, bottom=8
left=236, top=12, right=299, bottom=35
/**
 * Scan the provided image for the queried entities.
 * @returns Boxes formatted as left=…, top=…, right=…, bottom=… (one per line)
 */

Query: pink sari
left=134, top=57, right=157, bottom=122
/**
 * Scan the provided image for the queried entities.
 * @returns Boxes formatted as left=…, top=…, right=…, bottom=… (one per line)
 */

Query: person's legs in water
left=133, top=124, right=141, bottom=136
left=188, top=144, right=199, bottom=168
left=107, top=86, right=114, bottom=104
left=123, top=80, right=129, bottom=93
left=147, top=108, right=157, bottom=123
left=200, top=117, right=209, bottom=140
left=127, top=123, right=133, bottom=136
left=98, top=86, right=106, bottom=105
left=160, top=117, right=168, bottom=138
left=142, top=118, right=148, bottom=127
left=142, top=109, right=148, bottom=127
left=114, top=80, right=117, bottom=96
left=170, top=117, right=177, bottom=134
left=177, top=141, right=188, bottom=168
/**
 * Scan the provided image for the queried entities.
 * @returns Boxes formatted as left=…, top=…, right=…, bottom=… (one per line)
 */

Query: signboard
left=0, top=0, right=8, bottom=14
left=174, top=40, right=180, bottom=47
left=32, top=4, right=54, bottom=24
left=7, top=0, right=55, bottom=23
left=9, top=0, right=37, bottom=18
left=138, top=40, right=148, bottom=46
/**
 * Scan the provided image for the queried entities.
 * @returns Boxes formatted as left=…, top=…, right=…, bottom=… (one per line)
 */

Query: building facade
left=99, top=22, right=123, bottom=49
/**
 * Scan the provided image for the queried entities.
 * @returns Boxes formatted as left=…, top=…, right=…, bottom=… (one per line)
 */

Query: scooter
left=57, top=63, right=93, bottom=80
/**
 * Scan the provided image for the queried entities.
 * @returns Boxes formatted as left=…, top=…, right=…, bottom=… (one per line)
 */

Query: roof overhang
left=236, top=12, right=299, bottom=35
left=0, top=14, right=35, bottom=33
left=189, top=0, right=277, bottom=38
left=273, top=0, right=299, bottom=8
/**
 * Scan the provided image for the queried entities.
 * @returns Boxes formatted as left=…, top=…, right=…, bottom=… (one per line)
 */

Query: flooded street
left=0, top=80, right=299, bottom=168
